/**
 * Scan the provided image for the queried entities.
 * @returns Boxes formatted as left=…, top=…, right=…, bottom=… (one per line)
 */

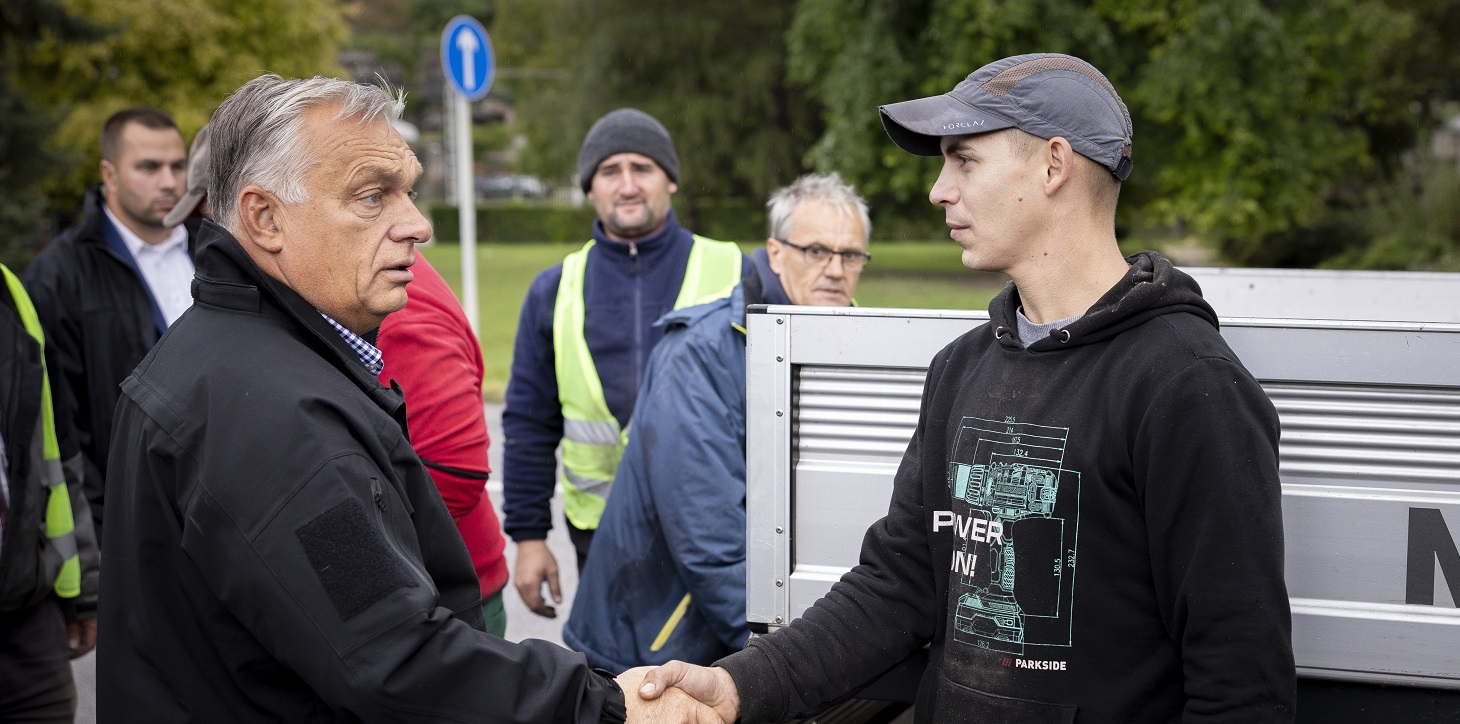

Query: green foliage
left=1319, top=152, right=1460, bottom=270
left=786, top=0, right=1417, bottom=251
left=494, top=0, right=821, bottom=222
left=0, top=0, right=100, bottom=269
left=348, top=0, right=495, bottom=86
left=13, top=0, right=349, bottom=216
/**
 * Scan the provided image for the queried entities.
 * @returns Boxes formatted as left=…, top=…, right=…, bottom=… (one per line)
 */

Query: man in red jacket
left=377, top=254, right=510, bottom=633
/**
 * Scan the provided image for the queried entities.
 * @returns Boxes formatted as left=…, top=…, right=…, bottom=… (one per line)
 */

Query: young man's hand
left=636, top=661, right=741, bottom=724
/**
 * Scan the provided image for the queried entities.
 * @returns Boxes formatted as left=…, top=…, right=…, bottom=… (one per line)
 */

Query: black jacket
left=21, top=185, right=202, bottom=538
left=721, top=252, right=1296, bottom=723
left=98, top=222, right=625, bottom=723
left=0, top=269, right=100, bottom=618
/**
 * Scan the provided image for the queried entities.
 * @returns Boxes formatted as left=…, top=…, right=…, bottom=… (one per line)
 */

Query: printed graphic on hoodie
left=941, top=416, right=1081, bottom=657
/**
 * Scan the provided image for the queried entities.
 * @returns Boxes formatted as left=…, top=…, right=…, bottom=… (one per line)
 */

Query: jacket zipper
left=370, top=477, right=437, bottom=597
left=631, top=241, right=642, bottom=394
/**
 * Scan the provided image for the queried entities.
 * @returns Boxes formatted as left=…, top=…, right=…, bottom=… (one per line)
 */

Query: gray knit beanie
left=576, top=108, right=681, bottom=193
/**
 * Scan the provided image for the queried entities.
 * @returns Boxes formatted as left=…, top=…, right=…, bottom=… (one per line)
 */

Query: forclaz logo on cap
left=1001, top=657, right=1067, bottom=671
left=942, top=120, right=986, bottom=130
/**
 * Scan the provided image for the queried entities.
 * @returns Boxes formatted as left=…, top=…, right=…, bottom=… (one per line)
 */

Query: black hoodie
left=721, top=252, right=1296, bottom=723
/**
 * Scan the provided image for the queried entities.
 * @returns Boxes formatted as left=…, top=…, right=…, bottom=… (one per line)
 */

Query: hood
left=748, top=248, right=792, bottom=306
left=988, top=251, right=1217, bottom=352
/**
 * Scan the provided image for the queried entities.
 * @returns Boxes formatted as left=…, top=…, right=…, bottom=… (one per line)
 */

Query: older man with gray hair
left=564, top=173, right=870, bottom=672
left=97, top=74, right=717, bottom=724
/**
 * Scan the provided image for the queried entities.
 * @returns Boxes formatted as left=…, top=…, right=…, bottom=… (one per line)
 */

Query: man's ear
left=238, top=186, right=284, bottom=253
left=765, top=237, right=786, bottom=275
left=1043, top=136, right=1075, bottom=197
left=100, top=160, right=117, bottom=192
left=667, top=181, right=679, bottom=195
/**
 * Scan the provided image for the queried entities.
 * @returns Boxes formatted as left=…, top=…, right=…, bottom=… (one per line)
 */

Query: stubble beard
left=606, top=205, right=661, bottom=240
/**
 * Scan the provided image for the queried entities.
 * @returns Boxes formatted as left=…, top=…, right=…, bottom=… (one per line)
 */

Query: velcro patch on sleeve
left=296, top=498, right=418, bottom=621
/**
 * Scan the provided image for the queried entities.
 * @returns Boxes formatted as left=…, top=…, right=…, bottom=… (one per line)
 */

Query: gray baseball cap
left=164, top=123, right=211, bottom=228
left=879, top=53, right=1134, bottom=181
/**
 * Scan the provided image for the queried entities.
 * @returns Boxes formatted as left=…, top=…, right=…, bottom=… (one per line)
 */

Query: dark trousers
left=0, top=598, right=76, bottom=723
left=567, top=523, right=595, bottom=572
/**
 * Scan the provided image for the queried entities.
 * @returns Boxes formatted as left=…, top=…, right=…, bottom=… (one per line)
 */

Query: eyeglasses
left=775, top=239, right=872, bottom=271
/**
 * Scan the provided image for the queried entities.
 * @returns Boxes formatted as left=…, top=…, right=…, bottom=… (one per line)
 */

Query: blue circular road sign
left=441, top=16, right=494, bottom=101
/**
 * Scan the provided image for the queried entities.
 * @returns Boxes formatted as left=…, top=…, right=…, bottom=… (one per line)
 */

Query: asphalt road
left=72, top=402, right=576, bottom=720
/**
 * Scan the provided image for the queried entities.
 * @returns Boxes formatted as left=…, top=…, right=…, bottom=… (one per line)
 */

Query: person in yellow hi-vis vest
left=0, top=265, right=100, bottom=721
left=504, top=109, right=749, bottom=619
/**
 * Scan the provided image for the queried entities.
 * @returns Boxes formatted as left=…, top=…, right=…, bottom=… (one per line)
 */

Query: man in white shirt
left=23, top=107, right=200, bottom=541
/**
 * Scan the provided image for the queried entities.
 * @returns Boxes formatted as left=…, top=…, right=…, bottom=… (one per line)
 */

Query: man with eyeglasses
left=762, top=201, right=870, bottom=307
left=563, top=174, right=871, bottom=671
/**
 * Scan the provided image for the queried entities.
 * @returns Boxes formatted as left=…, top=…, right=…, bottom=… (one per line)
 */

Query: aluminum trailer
left=745, top=267, right=1460, bottom=722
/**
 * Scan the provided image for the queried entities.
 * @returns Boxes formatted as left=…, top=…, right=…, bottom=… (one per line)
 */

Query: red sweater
left=377, top=255, right=508, bottom=598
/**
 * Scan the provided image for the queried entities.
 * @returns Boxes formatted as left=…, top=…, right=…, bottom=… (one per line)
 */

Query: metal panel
left=745, top=311, right=793, bottom=626
left=746, top=296, right=1460, bottom=689
left=1182, top=267, right=1460, bottom=323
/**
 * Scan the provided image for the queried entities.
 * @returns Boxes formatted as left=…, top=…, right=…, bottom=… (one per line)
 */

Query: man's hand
left=67, top=616, right=97, bottom=659
left=618, top=667, right=722, bottom=723
left=513, top=539, right=562, bottom=618
left=638, top=661, right=740, bottom=724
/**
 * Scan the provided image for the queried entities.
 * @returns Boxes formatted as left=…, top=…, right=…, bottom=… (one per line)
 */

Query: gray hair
left=208, top=74, right=405, bottom=232
left=765, top=172, right=872, bottom=244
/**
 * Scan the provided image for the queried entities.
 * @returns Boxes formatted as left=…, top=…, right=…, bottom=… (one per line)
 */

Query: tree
left=13, top=0, right=349, bottom=223
left=496, top=0, right=822, bottom=228
left=0, top=0, right=100, bottom=269
left=347, top=0, right=495, bottom=92
left=787, top=0, right=1420, bottom=251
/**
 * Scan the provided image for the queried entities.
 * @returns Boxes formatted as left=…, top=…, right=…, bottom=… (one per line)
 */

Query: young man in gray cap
left=503, top=108, right=749, bottom=619
left=639, top=53, right=1296, bottom=723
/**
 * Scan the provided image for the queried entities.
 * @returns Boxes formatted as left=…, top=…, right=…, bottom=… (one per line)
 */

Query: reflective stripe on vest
left=1, top=266, right=80, bottom=599
left=552, top=235, right=742, bottom=530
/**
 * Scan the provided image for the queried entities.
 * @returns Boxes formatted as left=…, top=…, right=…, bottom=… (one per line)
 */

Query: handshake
left=615, top=661, right=742, bottom=724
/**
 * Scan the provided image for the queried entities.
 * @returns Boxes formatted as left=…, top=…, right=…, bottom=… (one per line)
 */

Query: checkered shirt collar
left=319, top=313, right=384, bottom=374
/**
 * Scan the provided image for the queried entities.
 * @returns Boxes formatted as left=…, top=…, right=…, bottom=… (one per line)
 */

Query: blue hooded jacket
left=564, top=252, right=789, bottom=671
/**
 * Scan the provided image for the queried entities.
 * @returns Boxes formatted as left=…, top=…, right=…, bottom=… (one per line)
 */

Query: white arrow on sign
left=457, top=30, right=480, bottom=92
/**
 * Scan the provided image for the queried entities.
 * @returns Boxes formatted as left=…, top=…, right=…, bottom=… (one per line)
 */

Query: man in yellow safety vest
left=503, top=109, right=749, bottom=618
left=0, top=265, right=100, bottom=721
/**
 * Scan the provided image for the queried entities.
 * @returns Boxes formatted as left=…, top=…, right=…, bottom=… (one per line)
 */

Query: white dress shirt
left=103, top=205, right=195, bottom=326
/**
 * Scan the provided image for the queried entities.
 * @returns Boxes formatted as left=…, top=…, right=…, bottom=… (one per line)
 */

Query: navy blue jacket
left=501, top=212, right=751, bottom=541
left=563, top=254, right=789, bottom=671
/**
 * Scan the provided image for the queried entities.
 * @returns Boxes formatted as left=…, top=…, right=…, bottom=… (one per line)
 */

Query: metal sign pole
left=456, top=92, right=478, bottom=333
left=442, top=14, right=492, bottom=338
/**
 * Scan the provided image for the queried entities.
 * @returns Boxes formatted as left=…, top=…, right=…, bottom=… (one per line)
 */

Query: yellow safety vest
left=1, top=266, right=81, bottom=599
left=552, top=235, right=742, bottom=530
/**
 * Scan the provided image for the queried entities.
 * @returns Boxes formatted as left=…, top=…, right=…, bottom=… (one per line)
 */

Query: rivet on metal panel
left=775, top=526, right=783, bottom=534
left=775, top=579, right=783, bottom=587
left=776, top=318, right=784, bottom=325
left=776, top=409, right=784, bottom=417
left=774, top=615, right=784, bottom=623
left=776, top=355, right=784, bottom=362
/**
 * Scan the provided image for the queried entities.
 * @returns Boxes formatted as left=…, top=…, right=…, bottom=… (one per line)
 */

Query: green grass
left=421, top=240, right=1002, bottom=401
